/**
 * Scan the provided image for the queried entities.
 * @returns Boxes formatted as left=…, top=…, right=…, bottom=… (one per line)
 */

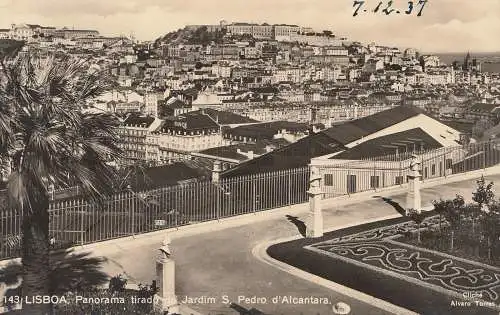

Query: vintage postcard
left=0, top=1, right=499, bottom=314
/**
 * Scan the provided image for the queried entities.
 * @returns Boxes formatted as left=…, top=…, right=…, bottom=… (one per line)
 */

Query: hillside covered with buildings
left=1, top=20, right=500, bottom=185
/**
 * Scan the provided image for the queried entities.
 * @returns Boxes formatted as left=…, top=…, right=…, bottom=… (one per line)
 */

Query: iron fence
left=1, top=141, right=500, bottom=260
left=317, top=141, right=500, bottom=198
left=0, top=167, right=310, bottom=260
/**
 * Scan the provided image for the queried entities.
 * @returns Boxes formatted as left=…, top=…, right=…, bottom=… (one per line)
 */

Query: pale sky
left=0, top=0, right=499, bottom=53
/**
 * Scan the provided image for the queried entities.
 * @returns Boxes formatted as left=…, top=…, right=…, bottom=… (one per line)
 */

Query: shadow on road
left=0, top=249, right=109, bottom=310
left=373, top=196, right=406, bottom=216
left=285, top=215, right=306, bottom=237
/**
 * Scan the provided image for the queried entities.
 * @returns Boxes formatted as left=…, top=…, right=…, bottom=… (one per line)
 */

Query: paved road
left=86, top=174, right=500, bottom=315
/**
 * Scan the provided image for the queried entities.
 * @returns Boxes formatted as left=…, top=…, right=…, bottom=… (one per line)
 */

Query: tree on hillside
left=0, top=53, right=122, bottom=314
left=472, top=119, right=494, bottom=139
left=0, top=39, right=25, bottom=57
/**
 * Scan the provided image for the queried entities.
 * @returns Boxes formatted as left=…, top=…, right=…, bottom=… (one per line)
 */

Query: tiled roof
left=198, top=138, right=291, bottom=160
left=321, top=105, right=424, bottom=145
left=188, top=108, right=258, bottom=125
left=221, top=132, right=344, bottom=177
left=219, top=106, right=434, bottom=177
left=470, top=103, right=499, bottom=113
left=161, top=99, right=190, bottom=109
left=331, top=128, right=443, bottom=160
left=129, top=162, right=208, bottom=191
left=123, top=114, right=155, bottom=128
left=159, top=112, right=219, bottom=131
left=226, top=121, right=310, bottom=139
left=197, top=146, right=248, bottom=161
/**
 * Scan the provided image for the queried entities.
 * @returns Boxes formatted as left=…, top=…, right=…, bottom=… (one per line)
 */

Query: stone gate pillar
left=406, top=155, right=422, bottom=214
left=154, top=236, right=179, bottom=314
left=306, top=166, right=323, bottom=238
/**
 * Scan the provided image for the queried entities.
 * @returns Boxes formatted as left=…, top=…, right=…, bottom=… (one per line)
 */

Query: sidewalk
left=83, top=173, right=500, bottom=315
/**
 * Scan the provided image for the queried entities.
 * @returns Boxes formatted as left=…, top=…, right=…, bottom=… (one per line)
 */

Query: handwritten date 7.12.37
left=353, top=0, right=428, bottom=17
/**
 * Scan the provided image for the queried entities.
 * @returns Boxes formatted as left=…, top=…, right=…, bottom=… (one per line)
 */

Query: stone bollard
left=154, top=236, right=179, bottom=314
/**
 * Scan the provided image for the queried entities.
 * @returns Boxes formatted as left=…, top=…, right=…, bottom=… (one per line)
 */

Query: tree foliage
left=188, top=26, right=227, bottom=45
left=472, top=175, right=495, bottom=206
left=472, top=119, right=494, bottom=139
left=0, top=53, right=123, bottom=209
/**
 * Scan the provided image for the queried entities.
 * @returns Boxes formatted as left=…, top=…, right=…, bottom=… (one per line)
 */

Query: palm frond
left=3, top=52, right=123, bottom=212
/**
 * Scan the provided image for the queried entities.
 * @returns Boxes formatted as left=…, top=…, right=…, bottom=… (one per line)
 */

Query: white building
left=310, top=106, right=463, bottom=196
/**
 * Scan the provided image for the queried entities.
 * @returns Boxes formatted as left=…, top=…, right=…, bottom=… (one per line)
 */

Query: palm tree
left=0, top=53, right=122, bottom=314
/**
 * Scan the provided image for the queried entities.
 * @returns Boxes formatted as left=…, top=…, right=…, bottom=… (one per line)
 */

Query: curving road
left=85, top=174, right=500, bottom=315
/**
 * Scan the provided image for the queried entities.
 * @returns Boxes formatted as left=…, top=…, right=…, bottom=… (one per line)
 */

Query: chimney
left=248, top=150, right=254, bottom=160
left=212, top=160, right=222, bottom=183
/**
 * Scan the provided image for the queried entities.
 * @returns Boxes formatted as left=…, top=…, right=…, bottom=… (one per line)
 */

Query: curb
left=251, top=214, right=418, bottom=315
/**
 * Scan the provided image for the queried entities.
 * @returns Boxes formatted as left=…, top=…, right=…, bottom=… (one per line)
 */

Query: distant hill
left=154, top=26, right=227, bottom=47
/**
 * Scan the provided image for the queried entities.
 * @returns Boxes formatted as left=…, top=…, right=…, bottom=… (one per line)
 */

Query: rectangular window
left=347, top=175, right=356, bottom=194
left=324, top=174, right=334, bottom=186
left=431, top=164, right=436, bottom=176
left=395, top=176, right=404, bottom=185
left=424, top=167, right=428, bottom=178
left=446, top=159, right=453, bottom=169
left=370, top=176, right=380, bottom=189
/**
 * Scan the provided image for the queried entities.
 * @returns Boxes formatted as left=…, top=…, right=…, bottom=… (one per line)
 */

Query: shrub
left=53, top=289, right=165, bottom=315
left=109, top=274, right=128, bottom=293
left=472, top=176, right=495, bottom=206
left=54, top=277, right=162, bottom=315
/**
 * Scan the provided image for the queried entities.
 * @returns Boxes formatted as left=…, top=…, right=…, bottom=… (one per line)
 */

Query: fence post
left=399, top=160, right=402, bottom=185
left=212, top=161, right=222, bottom=221
left=131, top=193, right=135, bottom=236
left=251, top=175, right=255, bottom=213
left=483, top=142, right=487, bottom=170
left=444, top=150, right=447, bottom=178
left=80, top=199, right=85, bottom=246
left=216, top=184, right=221, bottom=221
left=420, top=155, right=424, bottom=182
left=373, top=160, right=376, bottom=191
left=347, top=169, right=351, bottom=196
